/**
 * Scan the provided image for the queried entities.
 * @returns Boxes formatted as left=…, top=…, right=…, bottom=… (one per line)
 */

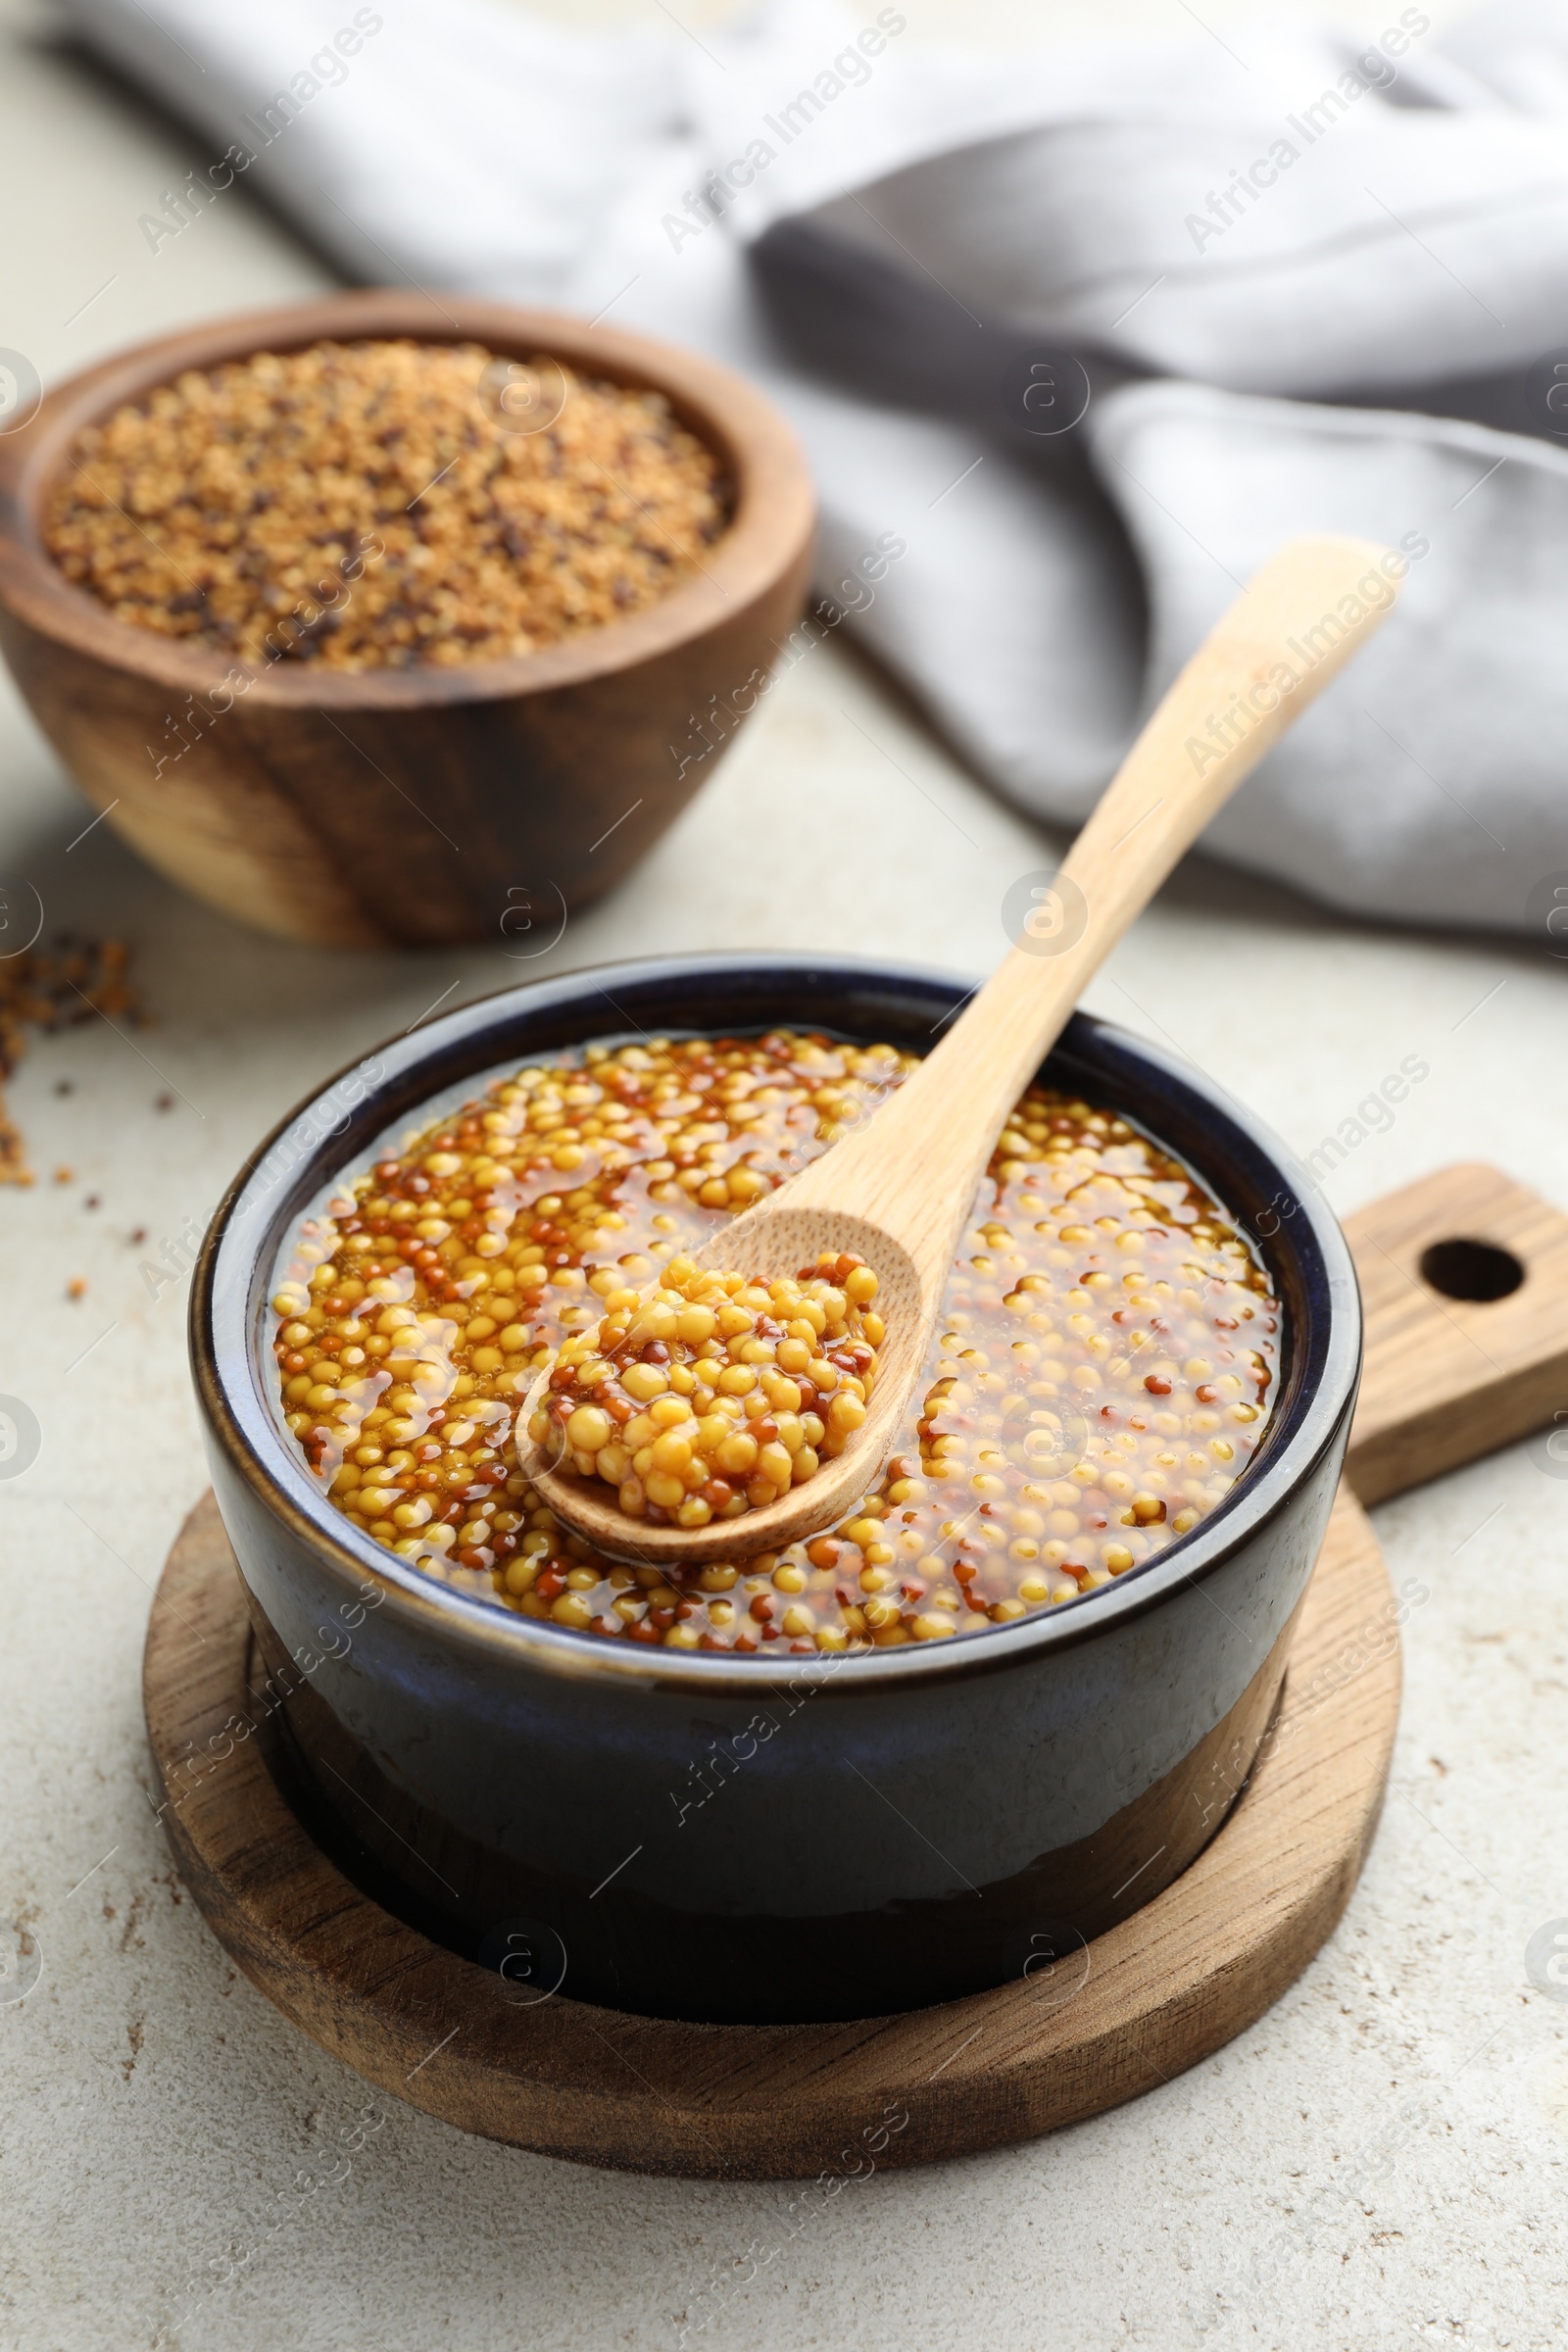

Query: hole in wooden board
left=1418, top=1238, right=1526, bottom=1302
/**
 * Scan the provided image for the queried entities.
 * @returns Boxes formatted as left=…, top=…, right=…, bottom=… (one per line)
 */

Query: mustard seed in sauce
left=532, top=1253, right=882, bottom=1526
left=271, top=1030, right=1281, bottom=1651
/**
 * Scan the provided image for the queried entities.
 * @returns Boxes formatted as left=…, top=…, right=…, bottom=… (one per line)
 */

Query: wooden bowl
left=0, top=293, right=814, bottom=948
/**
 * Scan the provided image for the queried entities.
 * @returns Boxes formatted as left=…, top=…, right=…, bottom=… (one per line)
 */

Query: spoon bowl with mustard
left=523, top=536, right=1398, bottom=1564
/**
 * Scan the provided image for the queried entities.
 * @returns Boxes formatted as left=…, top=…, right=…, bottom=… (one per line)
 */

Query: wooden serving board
left=142, top=1162, right=1568, bottom=2179
left=1343, top=1160, right=1568, bottom=1502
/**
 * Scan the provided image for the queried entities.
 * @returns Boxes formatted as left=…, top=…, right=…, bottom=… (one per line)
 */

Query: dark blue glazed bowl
left=190, top=955, right=1359, bottom=2024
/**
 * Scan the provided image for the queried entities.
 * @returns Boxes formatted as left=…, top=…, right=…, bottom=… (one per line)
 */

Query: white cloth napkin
left=61, top=0, right=1568, bottom=932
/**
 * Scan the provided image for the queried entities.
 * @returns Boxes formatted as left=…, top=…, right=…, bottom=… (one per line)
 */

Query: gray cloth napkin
left=61, top=0, right=1568, bottom=931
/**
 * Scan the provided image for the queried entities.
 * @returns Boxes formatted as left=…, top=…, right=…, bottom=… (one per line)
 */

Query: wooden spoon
left=524, top=535, right=1398, bottom=1564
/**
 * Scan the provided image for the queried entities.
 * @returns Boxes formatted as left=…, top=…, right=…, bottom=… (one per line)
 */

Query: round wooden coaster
left=144, top=1488, right=1399, bottom=2180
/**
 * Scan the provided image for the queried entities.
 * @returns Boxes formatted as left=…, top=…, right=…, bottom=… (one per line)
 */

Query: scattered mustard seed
left=0, top=938, right=136, bottom=1185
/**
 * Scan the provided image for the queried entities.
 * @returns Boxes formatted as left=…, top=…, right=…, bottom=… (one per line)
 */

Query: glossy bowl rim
left=191, top=951, right=1362, bottom=1694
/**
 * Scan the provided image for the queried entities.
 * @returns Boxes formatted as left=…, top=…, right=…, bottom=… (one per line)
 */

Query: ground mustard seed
left=44, top=339, right=728, bottom=670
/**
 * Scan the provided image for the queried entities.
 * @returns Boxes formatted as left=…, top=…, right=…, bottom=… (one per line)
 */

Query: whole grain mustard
left=271, top=1030, right=1280, bottom=1652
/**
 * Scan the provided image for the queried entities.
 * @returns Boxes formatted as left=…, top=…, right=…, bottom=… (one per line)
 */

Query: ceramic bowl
left=191, top=954, right=1360, bottom=2024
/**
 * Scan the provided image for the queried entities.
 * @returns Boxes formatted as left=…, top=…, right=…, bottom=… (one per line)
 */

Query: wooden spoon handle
left=1054, top=534, right=1397, bottom=981
left=787, top=535, right=1400, bottom=1286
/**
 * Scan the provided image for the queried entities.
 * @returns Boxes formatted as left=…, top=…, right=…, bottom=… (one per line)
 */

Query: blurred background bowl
left=0, top=290, right=815, bottom=949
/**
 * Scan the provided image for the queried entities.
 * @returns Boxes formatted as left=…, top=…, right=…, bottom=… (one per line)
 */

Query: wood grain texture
left=1345, top=1160, right=1568, bottom=1503
left=144, top=1485, right=1398, bottom=2179
left=0, top=291, right=814, bottom=947
left=530, top=535, right=1399, bottom=1565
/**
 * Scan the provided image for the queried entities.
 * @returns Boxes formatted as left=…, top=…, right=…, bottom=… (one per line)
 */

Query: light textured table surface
left=2, top=4, right=1564, bottom=2348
